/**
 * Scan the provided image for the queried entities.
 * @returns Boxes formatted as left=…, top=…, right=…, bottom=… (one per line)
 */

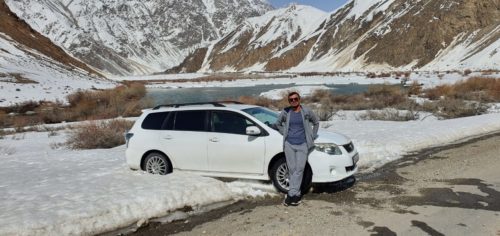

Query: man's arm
left=273, top=111, right=286, bottom=135
left=309, top=109, right=320, bottom=140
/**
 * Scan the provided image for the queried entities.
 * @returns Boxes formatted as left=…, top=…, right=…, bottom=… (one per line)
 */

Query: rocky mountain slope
left=174, top=0, right=499, bottom=73
left=169, top=5, right=327, bottom=73
left=5, top=0, right=273, bottom=76
left=0, top=0, right=115, bottom=106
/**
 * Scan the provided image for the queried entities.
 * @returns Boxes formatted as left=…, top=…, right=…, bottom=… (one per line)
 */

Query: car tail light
left=125, top=133, right=134, bottom=148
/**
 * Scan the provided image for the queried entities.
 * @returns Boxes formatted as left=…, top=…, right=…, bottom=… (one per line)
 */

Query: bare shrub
left=313, top=104, right=337, bottom=121
left=358, top=109, right=418, bottom=121
left=407, top=81, right=422, bottom=96
left=308, top=89, right=332, bottom=103
left=364, top=84, right=407, bottom=108
left=424, top=84, right=452, bottom=100
left=13, top=116, right=38, bottom=132
left=480, top=69, right=499, bottom=75
left=63, top=83, right=148, bottom=122
left=65, top=119, right=134, bottom=149
left=423, top=99, right=488, bottom=119
left=0, top=110, right=6, bottom=128
left=423, top=77, right=500, bottom=102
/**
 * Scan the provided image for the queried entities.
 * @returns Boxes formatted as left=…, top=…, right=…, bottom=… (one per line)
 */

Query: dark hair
left=288, top=91, right=300, bottom=99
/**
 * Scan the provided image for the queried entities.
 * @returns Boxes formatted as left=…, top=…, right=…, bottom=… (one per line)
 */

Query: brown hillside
left=355, top=0, right=500, bottom=68
left=0, top=0, right=102, bottom=77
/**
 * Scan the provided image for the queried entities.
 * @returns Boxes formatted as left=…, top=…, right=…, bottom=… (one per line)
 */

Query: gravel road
left=129, top=133, right=500, bottom=236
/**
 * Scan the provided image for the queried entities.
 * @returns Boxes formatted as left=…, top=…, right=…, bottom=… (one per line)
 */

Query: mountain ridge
left=171, top=0, right=499, bottom=73
left=5, top=0, right=273, bottom=76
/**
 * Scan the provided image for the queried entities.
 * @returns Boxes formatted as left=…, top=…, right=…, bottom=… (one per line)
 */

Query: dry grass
left=463, top=69, right=472, bottom=76
left=65, top=119, right=134, bottom=149
left=237, top=96, right=288, bottom=110
left=0, top=83, right=148, bottom=129
left=358, top=109, right=419, bottom=121
left=422, top=99, right=488, bottom=119
left=424, top=77, right=500, bottom=102
left=406, top=81, right=423, bottom=96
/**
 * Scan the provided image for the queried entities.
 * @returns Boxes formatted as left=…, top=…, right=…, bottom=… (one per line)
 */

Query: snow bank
left=0, top=132, right=273, bottom=236
left=325, top=113, right=500, bottom=171
left=1, top=108, right=500, bottom=235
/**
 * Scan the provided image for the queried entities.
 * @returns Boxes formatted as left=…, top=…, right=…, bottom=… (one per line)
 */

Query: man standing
left=275, top=92, right=319, bottom=206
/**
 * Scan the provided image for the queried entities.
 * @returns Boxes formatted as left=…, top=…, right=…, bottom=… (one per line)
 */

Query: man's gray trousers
left=284, top=141, right=308, bottom=197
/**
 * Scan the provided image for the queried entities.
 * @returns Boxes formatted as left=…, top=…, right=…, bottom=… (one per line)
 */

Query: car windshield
left=242, top=107, right=279, bottom=126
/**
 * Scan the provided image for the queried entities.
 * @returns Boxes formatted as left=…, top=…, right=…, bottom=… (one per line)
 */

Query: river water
left=145, top=83, right=374, bottom=105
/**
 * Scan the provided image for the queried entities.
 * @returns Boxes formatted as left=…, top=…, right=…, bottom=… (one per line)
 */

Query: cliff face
left=5, top=0, right=273, bottom=76
left=173, top=0, right=499, bottom=73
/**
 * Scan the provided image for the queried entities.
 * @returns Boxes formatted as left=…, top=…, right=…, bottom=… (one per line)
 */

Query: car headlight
left=315, top=143, right=342, bottom=155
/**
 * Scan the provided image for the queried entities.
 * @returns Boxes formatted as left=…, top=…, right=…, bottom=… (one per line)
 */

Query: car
left=125, top=101, right=359, bottom=193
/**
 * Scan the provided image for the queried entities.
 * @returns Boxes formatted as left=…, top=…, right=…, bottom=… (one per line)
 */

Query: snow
left=5, top=0, right=273, bottom=76
left=0, top=34, right=116, bottom=107
left=423, top=26, right=500, bottom=71
left=0, top=131, right=273, bottom=236
left=1, top=110, right=500, bottom=235
left=346, top=0, right=395, bottom=20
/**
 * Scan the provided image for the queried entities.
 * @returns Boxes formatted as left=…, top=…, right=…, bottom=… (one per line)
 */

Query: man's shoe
left=290, top=195, right=302, bottom=206
left=283, top=194, right=294, bottom=206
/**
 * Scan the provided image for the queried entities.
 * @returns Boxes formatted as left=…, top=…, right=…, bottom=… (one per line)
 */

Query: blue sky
left=268, top=0, right=350, bottom=12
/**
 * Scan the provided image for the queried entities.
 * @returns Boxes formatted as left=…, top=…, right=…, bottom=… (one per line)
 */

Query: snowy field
left=1, top=111, right=500, bottom=235
left=1, top=72, right=500, bottom=235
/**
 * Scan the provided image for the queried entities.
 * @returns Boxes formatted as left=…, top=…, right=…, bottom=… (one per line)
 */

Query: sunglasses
left=288, top=97, right=300, bottom=102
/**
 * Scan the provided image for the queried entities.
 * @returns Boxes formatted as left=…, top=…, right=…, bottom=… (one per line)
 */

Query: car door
left=159, top=110, right=209, bottom=171
left=207, top=110, right=266, bottom=174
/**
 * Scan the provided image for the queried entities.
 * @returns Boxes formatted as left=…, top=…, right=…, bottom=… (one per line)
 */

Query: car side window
left=173, top=110, right=207, bottom=131
left=142, top=112, right=169, bottom=130
left=211, top=111, right=253, bottom=135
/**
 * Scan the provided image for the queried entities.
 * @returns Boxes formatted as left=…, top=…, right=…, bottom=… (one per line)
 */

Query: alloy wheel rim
left=146, top=156, right=168, bottom=175
left=276, top=163, right=290, bottom=190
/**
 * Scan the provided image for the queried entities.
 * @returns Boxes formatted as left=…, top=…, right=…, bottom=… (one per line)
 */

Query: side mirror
left=246, top=126, right=261, bottom=136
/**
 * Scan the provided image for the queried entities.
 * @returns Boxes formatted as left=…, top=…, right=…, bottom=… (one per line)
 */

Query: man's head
left=288, top=91, right=301, bottom=108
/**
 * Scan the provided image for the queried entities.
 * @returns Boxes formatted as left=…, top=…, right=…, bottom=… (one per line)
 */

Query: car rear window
left=141, top=112, right=169, bottom=130
left=174, top=111, right=206, bottom=131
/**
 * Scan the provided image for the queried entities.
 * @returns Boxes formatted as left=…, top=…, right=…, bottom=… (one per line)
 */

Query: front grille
left=346, top=164, right=356, bottom=172
left=343, top=142, right=354, bottom=153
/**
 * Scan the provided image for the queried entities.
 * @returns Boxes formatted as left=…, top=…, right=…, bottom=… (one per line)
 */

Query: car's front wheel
left=270, top=158, right=312, bottom=194
left=144, top=152, right=172, bottom=175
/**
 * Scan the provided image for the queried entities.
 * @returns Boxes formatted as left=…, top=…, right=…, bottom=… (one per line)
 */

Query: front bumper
left=309, top=149, right=359, bottom=183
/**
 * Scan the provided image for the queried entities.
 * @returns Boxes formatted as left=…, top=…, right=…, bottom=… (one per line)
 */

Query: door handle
left=163, top=135, right=173, bottom=140
left=209, top=137, right=219, bottom=142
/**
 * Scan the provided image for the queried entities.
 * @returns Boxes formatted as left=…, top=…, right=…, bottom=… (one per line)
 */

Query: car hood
left=316, top=130, right=351, bottom=145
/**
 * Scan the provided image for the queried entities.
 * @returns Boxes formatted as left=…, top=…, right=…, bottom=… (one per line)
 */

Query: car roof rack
left=152, top=101, right=243, bottom=110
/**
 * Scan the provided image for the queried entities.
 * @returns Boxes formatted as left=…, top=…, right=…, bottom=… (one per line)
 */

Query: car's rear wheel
left=270, top=158, right=312, bottom=194
left=144, top=152, right=172, bottom=175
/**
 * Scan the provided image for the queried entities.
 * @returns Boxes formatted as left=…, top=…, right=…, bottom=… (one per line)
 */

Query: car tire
left=270, top=158, right=312, bottom=194
left=144, top=152, right=172, bottom=175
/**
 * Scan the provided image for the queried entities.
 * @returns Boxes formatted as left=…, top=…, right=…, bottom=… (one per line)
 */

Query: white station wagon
left=125, top=102, right=358, bottom=193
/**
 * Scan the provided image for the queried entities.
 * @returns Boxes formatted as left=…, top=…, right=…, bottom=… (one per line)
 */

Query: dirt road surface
left=131, top=133, right=500, bottom=236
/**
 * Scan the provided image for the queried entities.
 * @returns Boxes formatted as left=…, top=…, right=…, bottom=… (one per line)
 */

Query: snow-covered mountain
left=0, top=0, right=115, bottom=106
left=173, top=0, right=499, bottom=72
left=169, top=4, right=327, bottom=73
left=5, top=0, right=273, bottom=77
